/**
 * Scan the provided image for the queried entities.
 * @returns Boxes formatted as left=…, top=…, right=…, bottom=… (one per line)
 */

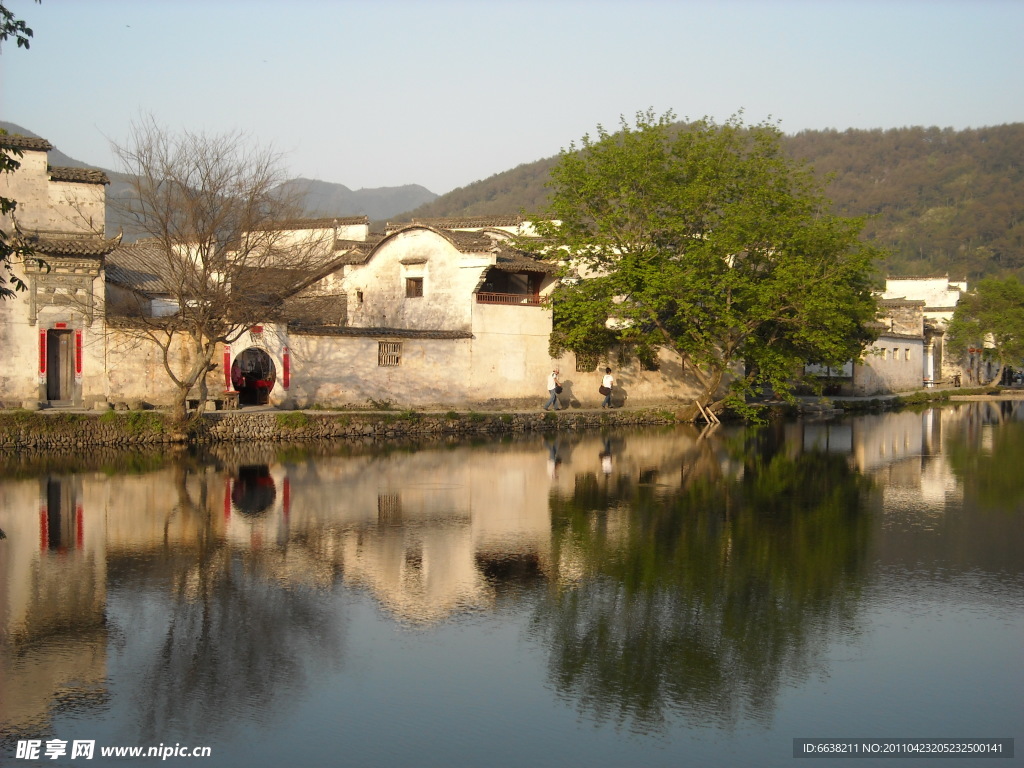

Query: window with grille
left=406, top=277, right=423, bottom=298
left=378, top=341, right=402, bottom=366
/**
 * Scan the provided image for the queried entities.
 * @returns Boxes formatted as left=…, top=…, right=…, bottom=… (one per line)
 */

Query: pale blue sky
left=2, top=0, right=1022, bottom=195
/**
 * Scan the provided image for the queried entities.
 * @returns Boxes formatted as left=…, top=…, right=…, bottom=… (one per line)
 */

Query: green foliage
left=401, top=123, right=1024, bottom=283
left=397, top=156, right=559, bottom=222
left=528, top=110, right=881, bottom=412
left=0, top=1, right=37, bottom=50
left=467, top=411, right=487, bottom=423
left=947, top=277, right=1024, bottom=381
left=0, top=410, right=86, bottom=433
left=366, top=397, right=395, bottom=411
left=275, top=411, right=311, bottom=430
left=786, top=125, right=1024, bottom=280
left=98, top=409, right=168, bottom=435
left=444, top=410, right=460, bottom=420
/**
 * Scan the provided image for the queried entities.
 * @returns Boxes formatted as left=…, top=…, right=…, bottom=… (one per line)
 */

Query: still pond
left=1, top=402, right=1022, bottom=767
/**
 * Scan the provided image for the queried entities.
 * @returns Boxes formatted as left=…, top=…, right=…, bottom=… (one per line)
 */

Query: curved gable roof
left=360, top=224, right=494, bottom=264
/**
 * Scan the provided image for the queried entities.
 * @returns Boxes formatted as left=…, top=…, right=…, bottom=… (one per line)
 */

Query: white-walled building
left=2, top=135, right=704, bottom=411
left=882, top=276, right=966, bottom=384
left=0, top=135, right=120, bottom=407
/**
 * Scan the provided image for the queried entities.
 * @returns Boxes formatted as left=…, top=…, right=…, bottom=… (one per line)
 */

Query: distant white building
left=882, top=276, right=966, bottom=384
left=806, top=298, right=926, bottom=396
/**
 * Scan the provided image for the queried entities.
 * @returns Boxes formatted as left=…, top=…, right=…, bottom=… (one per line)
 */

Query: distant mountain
left=394, top=124, right=1024, bottom=282
left=1, top=121, right=438, bottom=236
left=277, top=178, right=437, bottom=223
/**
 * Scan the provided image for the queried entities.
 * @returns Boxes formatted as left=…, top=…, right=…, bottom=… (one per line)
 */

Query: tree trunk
left=675, top=366, right=727, bottom=422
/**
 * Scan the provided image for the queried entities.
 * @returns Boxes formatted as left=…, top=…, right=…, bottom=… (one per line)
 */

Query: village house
left=882, top=276, right=967, bottom=385
left=7, top=132, right=958, bottom=411
left=2, top=135, right=703, bottom=411
left=805, top=298, right=926, bottom=397
left=0, top=134, right=120, bottom=408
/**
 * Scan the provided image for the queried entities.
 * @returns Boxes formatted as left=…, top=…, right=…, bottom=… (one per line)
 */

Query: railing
left=476, top=292, right=542, bottom=306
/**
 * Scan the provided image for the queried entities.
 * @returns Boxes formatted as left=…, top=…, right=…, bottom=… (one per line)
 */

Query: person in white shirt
left=543, top=369, right=562, bottom=411
left=601, top=367, right=615, bottom=408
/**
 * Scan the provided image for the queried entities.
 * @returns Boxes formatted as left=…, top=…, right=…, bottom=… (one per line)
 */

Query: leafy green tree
left=0, top=1, right=40, bottom=299
left=525, top=110, right=881, bottom=419
left=947, top=276, right=1024, bottom=384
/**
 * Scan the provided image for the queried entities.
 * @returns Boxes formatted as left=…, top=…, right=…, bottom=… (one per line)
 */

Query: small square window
left=378, top=341, right=402, bottom=367
left=406, top=277, right=423, bottom=298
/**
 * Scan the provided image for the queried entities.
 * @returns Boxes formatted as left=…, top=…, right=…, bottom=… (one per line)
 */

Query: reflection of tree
left=945, top=403, right=1024, bottom=512
left=121, top=461, right=344, bottom=742
left=534, top=432, right=872, bottom=732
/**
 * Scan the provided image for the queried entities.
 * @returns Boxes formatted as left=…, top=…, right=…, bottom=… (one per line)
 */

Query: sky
left=2, top=0, right=1023, bottom=196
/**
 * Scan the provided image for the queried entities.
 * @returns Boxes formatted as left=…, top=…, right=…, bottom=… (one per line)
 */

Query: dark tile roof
left=409, top=215, right=526, bottom=229
left=48, top=166, right=110, bottom=185
left=878, top=298, right=925, bottom=307
left=280, top=294, right=347, bottom=325
left=0, top=134, right=53, bottom=152
left=491, top=245, right=558, bottom=274
left=105, top=241, right=182, bottom=294
left=25, top=232, right=121, bottom=257
left=333, top=236, right=384, bottom=263
left=443, top=229, right=496, bottom=253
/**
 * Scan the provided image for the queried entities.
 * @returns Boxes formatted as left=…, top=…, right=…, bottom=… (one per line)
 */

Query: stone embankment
left=0, top=407, right=679, bottom=451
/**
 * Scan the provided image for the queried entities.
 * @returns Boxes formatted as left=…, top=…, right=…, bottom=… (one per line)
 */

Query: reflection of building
left=0, top=475, right=107, bottom=736
left=797, top=409, right=971, bottom=517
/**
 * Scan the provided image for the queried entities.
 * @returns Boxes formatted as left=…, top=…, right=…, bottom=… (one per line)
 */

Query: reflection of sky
left=773, top=581, right=1024, bottom=755
left=50, top=575, right=1023, bottom=768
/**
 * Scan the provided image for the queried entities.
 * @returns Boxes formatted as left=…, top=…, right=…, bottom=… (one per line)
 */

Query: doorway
left=231, top=347, right=277, bottom=406
left=46, top=329, right=74, bottom=403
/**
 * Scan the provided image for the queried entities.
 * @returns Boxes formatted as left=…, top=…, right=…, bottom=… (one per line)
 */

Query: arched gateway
left=231, top=347, right=276, bottom=406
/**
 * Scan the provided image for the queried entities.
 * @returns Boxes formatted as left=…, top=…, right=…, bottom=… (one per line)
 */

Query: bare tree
left=108, top=116, right=335, bottom=423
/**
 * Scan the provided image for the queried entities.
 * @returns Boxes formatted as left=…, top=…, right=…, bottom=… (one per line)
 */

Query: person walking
left=600, top=367, right=615, bottom=408
left=543, top=369, right=562, bottom=411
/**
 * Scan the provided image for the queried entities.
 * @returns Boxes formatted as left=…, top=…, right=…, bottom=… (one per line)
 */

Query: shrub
left=275, top=412, right=311, bottom=430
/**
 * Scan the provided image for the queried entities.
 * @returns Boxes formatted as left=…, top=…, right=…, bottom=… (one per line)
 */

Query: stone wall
left=0, top=407, right=678, bottom=451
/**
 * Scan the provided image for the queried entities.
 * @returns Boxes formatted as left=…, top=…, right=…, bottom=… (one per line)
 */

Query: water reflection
left=1, top=403, right=1022, bottom=754
left=533, top=427, right=873, bottom=730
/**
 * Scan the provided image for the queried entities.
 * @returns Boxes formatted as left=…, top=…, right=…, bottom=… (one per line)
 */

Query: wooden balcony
left=476, top=292, right=542, bottom=306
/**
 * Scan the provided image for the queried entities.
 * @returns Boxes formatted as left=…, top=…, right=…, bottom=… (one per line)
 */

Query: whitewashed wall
left=849, top=336, right=925, bottom=395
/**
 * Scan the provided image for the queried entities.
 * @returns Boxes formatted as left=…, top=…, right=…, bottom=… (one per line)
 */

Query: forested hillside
left=396, top=124, right=1024, bottom=281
